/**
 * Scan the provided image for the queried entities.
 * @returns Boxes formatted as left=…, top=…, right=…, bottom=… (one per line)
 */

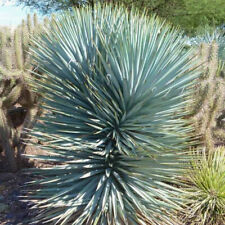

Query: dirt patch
left=0, top=144, right=49, bottom=225
left=0, top=172, right=32, bottom=225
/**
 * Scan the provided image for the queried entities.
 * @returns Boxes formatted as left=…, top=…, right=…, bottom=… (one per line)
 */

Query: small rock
left=0, top=203, right=8, bottom=213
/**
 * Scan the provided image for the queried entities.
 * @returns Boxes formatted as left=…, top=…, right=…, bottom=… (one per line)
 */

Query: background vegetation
left=15, top=0, right=225, bottom=34
left=0, top=14, right=44, bottom=171
left=0, top=1, right=224, bottom=225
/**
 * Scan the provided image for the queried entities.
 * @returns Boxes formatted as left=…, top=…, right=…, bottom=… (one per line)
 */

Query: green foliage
left=25, top=5, right=199, bottom=225
left=15, top=0, right=225, bottom=34
left=15, top=0, right=87, bottom=14
left=153, top=0, right=225, bottom=34
left=179, top=0, right=225, bottom=34
left=183, top=147, right=225, bottom=225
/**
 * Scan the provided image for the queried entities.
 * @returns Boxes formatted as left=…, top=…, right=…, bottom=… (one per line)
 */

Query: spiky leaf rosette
left=183, top=147, right=225, bottom=225
left=24, top=5, right=199, bottom=225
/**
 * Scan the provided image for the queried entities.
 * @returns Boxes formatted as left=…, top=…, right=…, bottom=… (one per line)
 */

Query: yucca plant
left=182, top=147, right=225, bottom=225
left=24, top=5, right=199, bottom=225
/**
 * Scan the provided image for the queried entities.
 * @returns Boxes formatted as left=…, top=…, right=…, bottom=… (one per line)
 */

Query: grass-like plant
left=183, top=147, right=225, bottom=225
left=24, top=5, right=199, bottom=225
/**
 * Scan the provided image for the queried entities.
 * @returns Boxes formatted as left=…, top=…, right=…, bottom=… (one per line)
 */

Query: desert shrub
left=182, top=147, right=225, bottom=225
left=24, top=5, right=199, bottom=225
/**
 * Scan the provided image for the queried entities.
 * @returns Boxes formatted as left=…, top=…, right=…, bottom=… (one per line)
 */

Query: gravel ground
left=0, top=172, right=32, bottom=225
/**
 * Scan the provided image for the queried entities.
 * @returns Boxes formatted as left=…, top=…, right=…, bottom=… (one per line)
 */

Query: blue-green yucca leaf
left=24, top=146, right=186, bottom=225
left=24, top=4, right=199, bottom=225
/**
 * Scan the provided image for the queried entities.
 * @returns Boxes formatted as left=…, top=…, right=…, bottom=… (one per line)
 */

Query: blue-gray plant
left=24, top=5, right=199, bottom=225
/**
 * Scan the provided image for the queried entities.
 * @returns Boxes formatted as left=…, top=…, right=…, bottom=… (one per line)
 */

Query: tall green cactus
left=4, top=49, right=12, bottom=70
left=27, top=14, right=32, bottom=34
left=0, top=77, right=23, bottom=172
left=0, top=14, right=43, bottom=172
left=0, top=31, right=7, bottom=62
left=0, top=29, right=12, bottom=70
left=14, top=28, right=23, bottom=70
left=190, top=42, right=225, bottom=149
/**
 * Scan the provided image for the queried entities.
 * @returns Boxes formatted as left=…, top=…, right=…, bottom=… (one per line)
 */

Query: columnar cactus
left=0, top=76, right=24, bottom=171
left=27, top=14, right=32, bottom=34
left=0, top=14, right=43, bottom=172
left=14, top=28, right=23, bottom=70
left=190, top=42, right=225, bottom=149
left=0, top=29, right=12, bottom=70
